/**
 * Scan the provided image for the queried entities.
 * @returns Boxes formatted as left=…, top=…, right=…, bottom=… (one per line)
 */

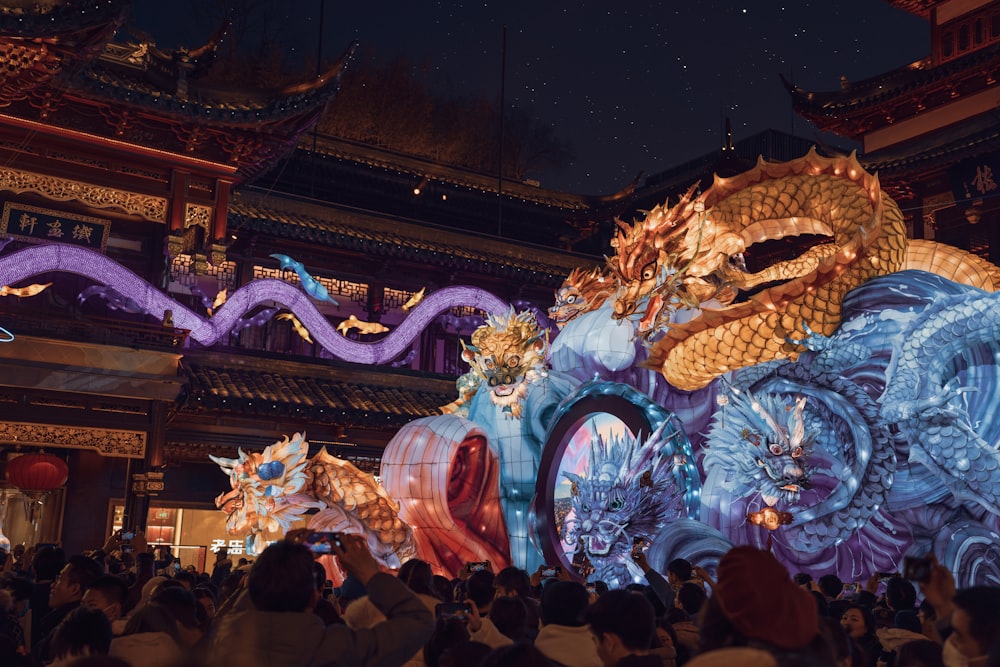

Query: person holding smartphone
left=205, top=531, right=433, bottom=667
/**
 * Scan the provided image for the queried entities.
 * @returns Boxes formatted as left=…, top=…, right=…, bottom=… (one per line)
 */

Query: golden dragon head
left=548, top=266, right=616, bottom=328
left=210, top=433, right=312, bottom=555
left=461, top=309, right=549, bottom=418
left=607, top=184, right=741, bottom=337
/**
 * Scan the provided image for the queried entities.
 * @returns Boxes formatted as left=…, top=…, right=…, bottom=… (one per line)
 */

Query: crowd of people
left=1, top=530, right=998, bottom=667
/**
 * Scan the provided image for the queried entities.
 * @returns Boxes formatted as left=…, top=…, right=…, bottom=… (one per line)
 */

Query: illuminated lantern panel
left=6, top=452, right=69, bottom=492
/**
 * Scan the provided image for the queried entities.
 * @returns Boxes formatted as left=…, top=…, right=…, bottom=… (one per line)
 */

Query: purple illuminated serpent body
left=0, top=244, right=509, bottom=362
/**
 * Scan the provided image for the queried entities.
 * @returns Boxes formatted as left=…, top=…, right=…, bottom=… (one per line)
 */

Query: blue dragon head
left=561, top=423, right=683, bottom=586
left=704, top=389, right=816, bottom=507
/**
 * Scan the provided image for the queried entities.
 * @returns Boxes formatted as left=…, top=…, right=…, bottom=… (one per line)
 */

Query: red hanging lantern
left=6, top=452, right=69, bottom=492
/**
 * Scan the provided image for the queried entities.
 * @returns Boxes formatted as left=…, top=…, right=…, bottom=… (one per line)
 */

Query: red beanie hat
left=714, top=546, right=818, bottom=650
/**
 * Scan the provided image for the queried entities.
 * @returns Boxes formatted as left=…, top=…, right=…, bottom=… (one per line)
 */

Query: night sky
left=130, top=1, right=929, bottom=195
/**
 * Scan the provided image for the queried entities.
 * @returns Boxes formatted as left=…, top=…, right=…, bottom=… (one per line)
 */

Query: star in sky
left=133, top=0, right=927, bottom=194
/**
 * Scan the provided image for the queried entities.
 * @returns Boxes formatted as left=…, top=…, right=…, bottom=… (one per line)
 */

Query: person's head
left=135, top=575, right=169, bottom=612
left=33, top=544, right=66, bottom=580
left=489, top=595, right=528, bottom=641
left=134, top=552, right=156, bottom=577
left=884, top=576, right=917, bottom=611
left=654, top=617, right=678, bottom=650
left=464, top=569, right=496, bottom=609
left=173, top=569, right=198, bottom=590
left=193, top=586, right=218, bottom=620
left=424, top=617, right=470, bottom=667
left=50, top=606, right=112, bottom=661
left=312, top=562, right=327, bottom=593
left=666, top=558, right=693, bottom=585
left=478, top=642, right=559, bottom=667
left=839, top=604, right=874, bottom=639
left=50, top=554, right=102, bottom=608
left=701, top=546, right=819, bottom=652
left=122, top=602, right=180, bottom=641
left=918, top=598, right=936, bottom=625
left=81, top=575, right=128, bottom=621
left=2, top=574, right=31, bottom=608
left=872, top=606, right=895, bottom=630
left=247, top=540, right=316, bottom=612
left=493, top=566, right=531, bottom=598
left=541, top=580, right=589, bottom=627
left=150, top=585, right=202, bottom=648
left=676, top=581, right=708, bottom=617
left=950, top=586, right=1000, bottom=661
left=583, top=589, right=655, bottom=666
left=793, top=572, right=813, bottom=587
left=398, top=558, right=435, bottom=597
left=437, top=640, right=492, bottom=667
left=432, top=574, right=454, bottom=602
left=817, top=574, right=843, bottom=599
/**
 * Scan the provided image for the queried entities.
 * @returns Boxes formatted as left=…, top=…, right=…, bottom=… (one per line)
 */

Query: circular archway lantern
left=7, top=451, right=69, bottom=491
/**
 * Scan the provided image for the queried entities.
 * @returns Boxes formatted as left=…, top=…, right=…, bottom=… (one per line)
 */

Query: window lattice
left=253, top=266, right=369, bottom=305
left=383, top=287, right=420, bottom=310
left=169, top=255, right=236, bottom=292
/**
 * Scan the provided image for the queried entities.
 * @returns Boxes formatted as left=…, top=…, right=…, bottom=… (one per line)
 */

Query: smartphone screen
left=303, top=532, right=343, bottom=554
left=436, top=602, right=471, bottom=620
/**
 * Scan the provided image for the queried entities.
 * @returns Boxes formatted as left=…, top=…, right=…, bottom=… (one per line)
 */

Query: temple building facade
left=1, top=0, right=992, bottom=567
left=0, top=1, right=605, bottom=560
left=787, top=0, right=1000, bottom=263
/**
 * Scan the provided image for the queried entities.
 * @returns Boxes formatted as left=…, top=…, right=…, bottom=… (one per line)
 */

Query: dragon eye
left=566, top=295, right=576, bottom=303
left=609, top=498, right=624, bottom=511
left=507, top=356, right=520, bottom=368
left=791, top=446, right=803, bottom=459
left=769, top=443, right=783, bottom=456
left=641, top=261, right=657, bottom=281
left=485, top=359, right=495, bottom=370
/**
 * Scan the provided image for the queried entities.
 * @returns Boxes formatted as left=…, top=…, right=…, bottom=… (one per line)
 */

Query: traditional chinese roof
left=305, top=133, right=605, bottom=211
left=228, top=190, right=590, bottom=287
left=860, top=109, right=1000, bottom=200
left=627, top=129, right=823, bottom=215
left=885, top=0, right=936, bottom=19
left=179, top=352, right=455, bottom=429
left=0, top=0, right=352, bottom=182
left=0, top=0, right=127, bottom=103
left=783, top=41, right=1000, bottom=141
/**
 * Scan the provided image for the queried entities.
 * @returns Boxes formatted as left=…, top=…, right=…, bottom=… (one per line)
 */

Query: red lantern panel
left=6, top=453, right=69, bottom=491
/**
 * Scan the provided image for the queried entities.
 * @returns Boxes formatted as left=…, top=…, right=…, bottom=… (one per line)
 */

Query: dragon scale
left=880, top=289, right=1000, bottom=515
left=628, top=151, right=908, bottom=391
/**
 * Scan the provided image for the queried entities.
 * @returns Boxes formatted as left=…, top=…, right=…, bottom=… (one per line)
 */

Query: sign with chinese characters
left=210, top=538, right=250, bottom=555
left=1, top=202, right=111, bottom=251
left=950, top=155, right=1000, bottom=204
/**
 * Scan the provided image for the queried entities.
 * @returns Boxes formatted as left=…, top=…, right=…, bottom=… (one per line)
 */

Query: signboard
left=1, top=202, right=111, bottom=252
left=950, top=154, right=1000, bottom=204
